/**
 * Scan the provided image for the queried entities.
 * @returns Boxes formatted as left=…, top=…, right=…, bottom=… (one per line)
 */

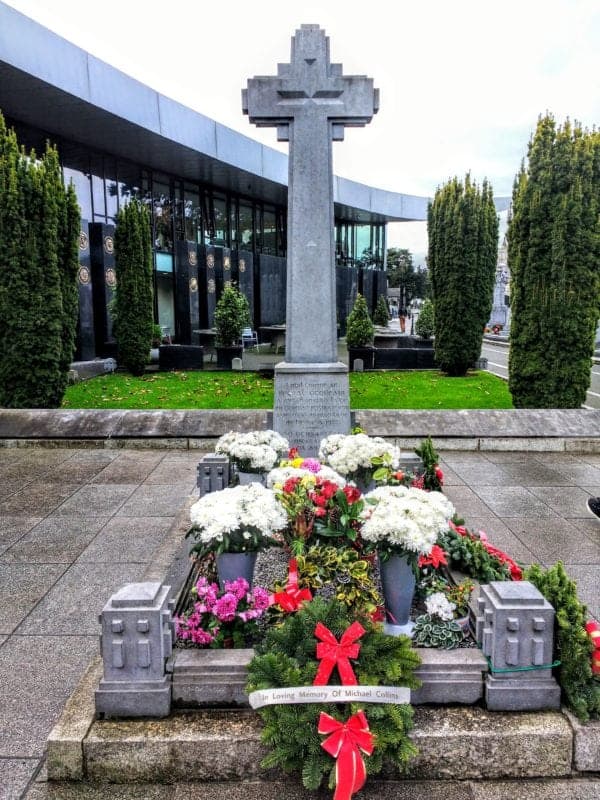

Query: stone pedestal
left=197, top=454, right=230, bottom=495
left=273, top=362, right=351, bottom=456
left=475, top=581, right=560, bottom=711
left=95, top=582, right=174, bottom=718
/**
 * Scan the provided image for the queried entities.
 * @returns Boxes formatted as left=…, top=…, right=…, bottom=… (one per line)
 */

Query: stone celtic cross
left=243, top=25, right=378, bottom=454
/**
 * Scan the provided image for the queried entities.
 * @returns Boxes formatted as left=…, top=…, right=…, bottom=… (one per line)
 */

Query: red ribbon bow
left=318, top=711, right=374, bottom=800
left=313, top=621, right=365, bottom=686
left=271, top=558, right=312, bottom=613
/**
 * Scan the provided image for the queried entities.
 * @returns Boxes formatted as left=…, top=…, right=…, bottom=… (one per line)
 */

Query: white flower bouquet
left=188, top=483, right=287, bottom=556
left=361, top=485, right=455, bottom=561
left=318, top=433, right=400, bottom=488
left=215, top=429, right=290, bottom=473
left=266, top=464, right=346, bottom=489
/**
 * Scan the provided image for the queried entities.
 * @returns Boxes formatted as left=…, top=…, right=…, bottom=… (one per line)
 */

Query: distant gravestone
left=353, top=358, right=364, bottom=372
left=243, top=25, right=378, bottom=455
left=231, top=357, right=243, bottom=371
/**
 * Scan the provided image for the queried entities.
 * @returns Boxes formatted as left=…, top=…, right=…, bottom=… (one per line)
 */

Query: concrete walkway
left=0, top=445, right=599, bottom=799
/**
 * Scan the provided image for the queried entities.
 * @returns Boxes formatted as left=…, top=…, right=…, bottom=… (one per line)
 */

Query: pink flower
left=301, top=458, right=321, bottom=473
left=252, top=586, right=271, bottom=610
left=214, top=593, right=238, bottom=622
left=224, top=577, right=249, bottom=600
left=191, top=628, right=214, bottom=646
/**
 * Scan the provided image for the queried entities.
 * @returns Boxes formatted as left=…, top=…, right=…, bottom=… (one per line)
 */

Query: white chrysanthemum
left=318, top=433, right=400, bottom=477
left=425, top=592, right=456, bottom=621
left=214, top=431, right=281, bottom=471
left=360, top=485, right=454, bottom=555
left=189, top=483, right=287, bottom=546
left=266, top=465, right=346, bottom=489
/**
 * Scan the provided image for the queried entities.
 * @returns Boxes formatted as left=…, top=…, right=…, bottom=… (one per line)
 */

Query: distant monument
left=243, top=25, right=379, bottom=455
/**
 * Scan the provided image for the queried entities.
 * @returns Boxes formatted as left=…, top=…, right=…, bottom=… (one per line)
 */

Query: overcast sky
left=4, top=0, right=599, bottom=257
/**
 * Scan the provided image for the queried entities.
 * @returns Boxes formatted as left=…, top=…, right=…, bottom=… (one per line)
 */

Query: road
left=481, top=338, right=600, bottom=410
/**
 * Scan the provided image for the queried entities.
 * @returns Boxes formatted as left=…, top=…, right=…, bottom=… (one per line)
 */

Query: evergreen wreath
left=246, top=597, right=421, bottom=792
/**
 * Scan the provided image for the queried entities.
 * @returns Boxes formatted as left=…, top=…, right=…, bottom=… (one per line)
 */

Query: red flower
left=449, top=520, right=468, bottom=536
left=320, top=481, right=338, bottom=500
left=314, top=507, right=327, bottom=518
left=418, top=544, right=448, bottom=569
left=283, top=477, right=301, bottom=494
left=370, top=605, right=386, bottom=623
left=393, top=470, right=405, bottom=481
left=288, top=447, right=299, bottom=459
left=310, top=492, right=328, bottom=508
left=435, top=466, right=444, bottom=484
left=343, top=485, right=362, bottom=504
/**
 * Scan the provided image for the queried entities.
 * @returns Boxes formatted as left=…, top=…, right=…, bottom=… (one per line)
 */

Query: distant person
left=399, top=306, right=407, bottom=333
left=587, top=497, right=600, bottom=520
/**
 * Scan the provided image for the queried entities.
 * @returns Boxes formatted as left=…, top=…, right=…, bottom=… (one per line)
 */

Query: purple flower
left=224, top=577, right=250, bottom=600
left=252, top=586, right=271, bottom=611
left=301, top=458, right=321, bottom=473
left=214, top=592, right=238, bottom=622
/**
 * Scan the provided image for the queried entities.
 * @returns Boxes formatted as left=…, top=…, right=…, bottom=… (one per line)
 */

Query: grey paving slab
left=443, top=486, right=498, bottom=519
left=15, top=561, right=148, bottom=635
left=0, top=635, right=7, bottom=647
left=0, top=757, right=39, bottom=799
left=0, top=563, right=67, bottom=634
left=24, top=785, right=176, bottom=800
left=473, top=486, right=558, bottom=518
left=40, top=460, right=108, bottom=485
left=118, top=484, right=192, bottom=517
left=1, top=517, right=110, bottom=564
left=526, top=485, right=594, bottom=518
left=562, top=463, right=600, bottom=486
left=485, top=452, right=541, bottom=464
left=143, top=458, right=199, bottom=486
left=577, top=518, right=600, bottom=545
left=448, top=464, right=515, bottom=486
left=0, top=481, right=27, bottom=501
left=0, top=484, right=80, bottom=516
left=464, top=517, right=537, bottom=565
left=51, top=485, right=138, bottom=517
left=437, top=462, right=466, bottom=486
left=90, top=453, right=163, bottom=484
left=495, top=461, right=572, bottom=486
left=0, top=516, right=43, bottom=556
left=562, top=565, right=600, bottom=619
left=504, top=517, right=600, bottom=566
left=76, top=516, right=175, bottom=563
left=471, top=780, right=600, bottom=800
left=0, top=635, right=98, bottom=758
left=66, top=450, right=119, bottom=465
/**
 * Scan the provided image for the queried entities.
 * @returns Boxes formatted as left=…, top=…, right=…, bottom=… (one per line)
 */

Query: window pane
left=239, top=203, right=253, bottom=249
left=104, top=156, right=118, bottom=222
left=90, top=154, right=105, bottom=220
left=184, top=186, right=201, bottom=243
left=213, top=196, right=227, bottom=246
left=355, top=224, right=372, bottom=265
left=263, top=208, right=276, bottom=255
left=61, top=142, right=92, bottom=220
left=153, top=179, right=173, bottom=252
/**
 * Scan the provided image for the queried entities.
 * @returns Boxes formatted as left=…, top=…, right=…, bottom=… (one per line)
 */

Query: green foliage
left=437, top=526, right=511, bottom=583
left=428, top=175, right=498, bottom=376
left=292, top=545, right=381, bottom=615
left=414, top=435, right=443, bottom=491
left=508, top=115, right=600, bottom=407
left=413, top=614, right=464, bottom=649
left=524, top=562, right=600, bottom=720
left=247, top=598, right=420, bottom=790
left=0, top=112, right=80, bottom=407
left=345, top=293, right=374, bottom=348
left=373, top=294, right=390, bottom=326
left=414, top=298, right=434, bottom=339
left=113, top=199, right=154, bottom=376
left=214, top=284, right=251, bottom=346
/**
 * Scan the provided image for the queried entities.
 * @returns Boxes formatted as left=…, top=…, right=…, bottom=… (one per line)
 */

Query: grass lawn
left=62, top=370, right=512, bottom=410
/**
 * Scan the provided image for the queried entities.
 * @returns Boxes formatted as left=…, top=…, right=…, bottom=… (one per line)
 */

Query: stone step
left=81, top=706, right=573, bottom=784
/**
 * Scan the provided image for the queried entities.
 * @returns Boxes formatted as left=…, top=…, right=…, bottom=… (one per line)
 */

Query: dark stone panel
left=234, top=250, right=255, bottom=327
left=336, top=266, right=359, bottom=336
left=159, top=345, right=204, bottom=371
left=258, top=254, right=286, bottom=326
left=212, top=247, right=225, bottom=300
left=360, top=269, right=375, bottom=316
left=89, top=222, right=117, bottom=358
left=374, top=269, right=388, bottom=306
left=204, top=245, right=217, bottom=327
left=174, top=241, right=200, bottom=345
left=373, top=348, right=437, bottom=369
left=196, top=246, right=208, bottom=330
left=75, top=219, right=96, bottom=360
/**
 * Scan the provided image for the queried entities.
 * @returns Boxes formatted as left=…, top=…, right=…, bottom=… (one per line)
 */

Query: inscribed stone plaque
left=249, top=685, right=410, bottom=709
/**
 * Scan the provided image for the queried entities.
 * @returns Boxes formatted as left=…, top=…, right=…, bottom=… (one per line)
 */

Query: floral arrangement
left=424, top=591, right=455, bottom=621
left=176, top=576, right=271, bottom=648
left=438, top=521, right=518, bottom=582
left=216, top=429, right=289, bottom=473
left=266, top=464, right=346, bottom=489
left=360, top=485, right=455, bottom=562
left=318, top=433, right=400, bottom=488
left=188, top=482, right=287, bottom=557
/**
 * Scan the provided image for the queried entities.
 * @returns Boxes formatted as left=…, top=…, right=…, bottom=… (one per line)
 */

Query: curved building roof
left=0, top=1, right=429, bottom=223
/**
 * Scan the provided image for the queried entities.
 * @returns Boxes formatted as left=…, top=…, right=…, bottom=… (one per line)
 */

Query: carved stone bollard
left=475, top=581, right=561, bottom=710
left=95, top=582, right=174, bottom=718
left=196, top=454, right=230, bottom=495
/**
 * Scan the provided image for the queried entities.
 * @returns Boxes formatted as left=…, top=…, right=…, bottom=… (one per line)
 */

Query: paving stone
left=40, top=460, right=108, bottom=484
left=0, top=635, right=7, bottom=647
left=527, top=486, right=596, bottom=518
left=118, top=485, right=192, bottom=517
left=90, top=454, right=163, bottom=485
left=15, top=562, right=147, bottom=635
left=562, top=464, right=600, bottom=486
left=0, top=484, right=80, bottom=516
left=494, top=462, right=572, bottom=486
left=24, top=785, right=175, bottom=800
left=1, top=517, right=110, bottom=564
left=66, top=450, right=120, bottom=465
left=436, top=462, right=465, bottom=486
left=76, top=517, right=175, bottom=563
left=0, top=563, right=67, bottom=634
left=473, top=487, right=557, bottom=518
left=52, top=485, right=137, bottom=517
left=464, top=517, right=537, bottom=565
left=0, top=756, right=39, bottom=798
left=0, top=635, right=98, bottom=757
left=447, top=464, right=515, bottom=487
left=143, top=458, right=199, bottom=487
left=504, top=518, right=600, bottom=566
left=470, top=779, right=600, bottom=800
left=0, top=481, right=27, bottom=501
left=0, top=516, right=43, bottom=556
left=561, top=565, right=600, bottom=619
left=443, top=486, right=494, bottom=518
left=485, top=452, right=541, bottom=464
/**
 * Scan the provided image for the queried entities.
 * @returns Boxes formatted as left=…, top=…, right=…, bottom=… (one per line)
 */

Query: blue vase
left=216, top=551, right=257, bottom=589
left=379, top=552, right=416, bottom=636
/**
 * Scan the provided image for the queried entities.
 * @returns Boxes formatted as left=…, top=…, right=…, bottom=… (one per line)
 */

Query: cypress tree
left=508, top=115, right=600, bottom=407
left=0, top=112, right=79, bottom=408
left=428, top=175, right=498, bottom=376
left=113, top=198, right=154, bottom=376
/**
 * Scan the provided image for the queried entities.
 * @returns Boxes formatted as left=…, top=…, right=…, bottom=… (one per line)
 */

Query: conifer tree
left=0, top=111, right=79, bottom=408
left=373, top=293, right=390, bottom=326
left=508, top=115, right=600, bottom=407
left=428, top=175, right=498, bottom=376
left=113, top=198, right=154, bottom=376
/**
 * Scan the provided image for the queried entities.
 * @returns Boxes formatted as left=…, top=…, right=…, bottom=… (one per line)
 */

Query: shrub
left=373, top=294, right=390, bottom=326
left=345, top=293, right=374, bottom=348
left=415, top=298, right=435, bottom=339
left=214, top=285, right=251, bottom=347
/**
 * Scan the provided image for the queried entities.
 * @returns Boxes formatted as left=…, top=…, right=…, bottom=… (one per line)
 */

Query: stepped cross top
left=243, top=25, right=379, bottom=363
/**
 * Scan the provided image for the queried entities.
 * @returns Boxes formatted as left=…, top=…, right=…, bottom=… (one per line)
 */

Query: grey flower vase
left=379, top=552, right=416, bottom=636
left=237, top=471, right=266, bottom=486
left=216, top=552, right=257, bottom=589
